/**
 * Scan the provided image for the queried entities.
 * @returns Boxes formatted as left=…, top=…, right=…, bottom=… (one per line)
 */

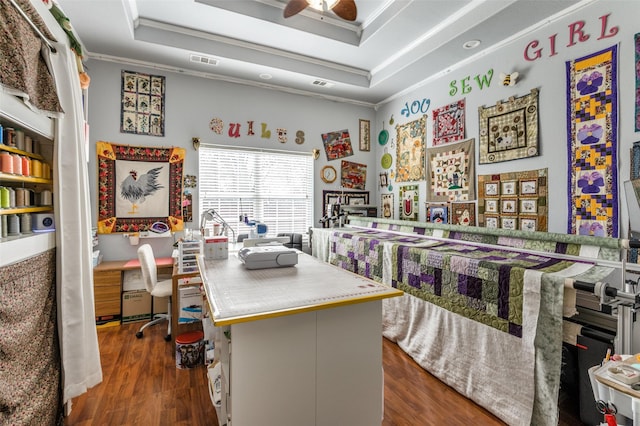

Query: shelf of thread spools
left=0, top=142, right=53, bottom=240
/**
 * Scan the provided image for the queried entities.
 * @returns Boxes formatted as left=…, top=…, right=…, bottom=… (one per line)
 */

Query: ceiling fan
left=283, top=0, right=357, bottom=21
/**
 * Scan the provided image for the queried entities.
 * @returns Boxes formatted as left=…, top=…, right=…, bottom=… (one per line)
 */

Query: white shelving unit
left=0, top=93, right=56, bottom=267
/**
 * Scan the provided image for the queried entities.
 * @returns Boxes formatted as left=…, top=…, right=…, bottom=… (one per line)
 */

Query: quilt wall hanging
left=566, top=45, right=618, bottom=238
left=322, top=129, right=353, bottom=160
left=97, top=142, right=185, bottom=234
left=477, top=168, right=548, bottom=232
left=432, top=98, right=465, bottom=146
left=340, top=160, right=367, bottom=190
left=426, top=138, right=475, bottom=202
left=395, top=115, right=426, bottom=182
left=478, top=88, right=539, bottom=164
left=399, top=184, right=419, bottom=221
left=381, top=193, right=394, bottom=219
left=636, top=33, right=640, bottom=132
left=121, top=70, right=165, bottom=136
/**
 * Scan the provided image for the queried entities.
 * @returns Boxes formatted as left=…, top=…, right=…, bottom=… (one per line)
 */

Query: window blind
left=199, top=145, right=313, bottom=241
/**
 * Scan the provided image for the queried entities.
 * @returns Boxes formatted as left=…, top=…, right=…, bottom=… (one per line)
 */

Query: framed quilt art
left=450, top=201, right=476, bottom=226
left=432, top=98, right=465, bottom=146
left=322, top=129, right=353, bottom=161
left=477, top=168, right=548, bottom=231
left=381, top=193, right=394, bottom=219
left=395, top=115, right=426, bottom=182
left=399, top=185, right=419, bottom=221
left=97, top=141, right=185, bottom=233
left=340, top=160, right=367, bottom=190
left=566, top=45, right=618, bottom=237
left=426, top=138, right=475, bottom=202
left=121, top=70, right=165, bottom=136
left=478, top=88, right=539, bottom=164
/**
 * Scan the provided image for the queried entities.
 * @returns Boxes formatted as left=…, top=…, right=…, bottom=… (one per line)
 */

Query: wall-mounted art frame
left=96, top=141, right=185, bottom=233
left=432, top=98, right=466, bottom=146
left=500, top=216, right=518, bottom=230
left=396, top=115, right=426, bottom=182
left=399, top=184, right=419, bottom=221
left=427, top=202, right=448, bottom=224
left=359, top=119, right=371, bottom=151
left=121, top=70, right=165, bottom=136
left=381, top=193, right=394, bottom=219
left=450, top=201, right=476, bottom=226
left=478, top=88, right=539, bottom=164
left=322, top=129, right=353, bottom=161
left=477, top=168, right=548, bottom=231
left=426, top=138, right=475, bottom=202
left=340, top=160, right=367, bottom=190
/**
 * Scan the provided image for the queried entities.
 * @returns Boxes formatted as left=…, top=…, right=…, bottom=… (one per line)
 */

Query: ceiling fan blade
left=283, top=0, right=309, bottom=18
left=332, top=0, right=357, bottom=21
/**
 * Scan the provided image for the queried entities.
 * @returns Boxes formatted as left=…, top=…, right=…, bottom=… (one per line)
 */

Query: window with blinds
left=199, top=145, right=313, bottom=241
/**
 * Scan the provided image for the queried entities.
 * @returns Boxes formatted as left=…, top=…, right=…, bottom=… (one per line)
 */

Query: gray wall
left=375, top=0, right=639, bottom=235
left=87, top=62, right=375, bottom=259
left=88, top=0, right=639, bottom=260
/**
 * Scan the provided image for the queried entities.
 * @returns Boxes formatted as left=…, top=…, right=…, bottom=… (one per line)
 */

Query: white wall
left=88, top=0, right=640, bottom=260
left=86, top=62, right=375, bottom=259
left=375, top=0, right=639, bottom=235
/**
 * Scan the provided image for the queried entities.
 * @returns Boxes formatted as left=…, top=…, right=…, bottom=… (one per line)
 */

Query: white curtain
left=47, top=40, right=102, bottom=404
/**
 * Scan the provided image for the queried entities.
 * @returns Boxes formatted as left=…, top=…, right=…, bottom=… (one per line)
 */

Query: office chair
left=136, top=244, right=173, bottom=341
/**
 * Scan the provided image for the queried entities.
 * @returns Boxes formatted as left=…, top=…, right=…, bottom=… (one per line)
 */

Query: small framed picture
left=450, top=201, right=477, bottom=226
left=520, top=217, right=537, bottom=231
left=501, top=198, right=517, bottom=214
left=429, top=206, right=449, bottom=224
left=484, top=199, right=498, bottom=213
left=500, top=216, right=517, bottom=230
left=485, top=215, right=499, bottom=228
left=484, top=181, right=499, bottom=197
left=501, top=180, right=517, bottom=196
left=519, top=198, right=538, bottom=214
left=359, top=119, right=371, bottom=152
left=520, top=178, right=538, bottom=195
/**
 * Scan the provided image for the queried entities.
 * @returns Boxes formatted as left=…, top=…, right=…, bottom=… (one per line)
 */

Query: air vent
left=190, top=54, right=219, bottom=66
left=311, top=79, right=334, bottom=88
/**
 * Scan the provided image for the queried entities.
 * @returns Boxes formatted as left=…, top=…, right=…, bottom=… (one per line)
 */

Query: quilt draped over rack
left=312, top=217, right=619, bottom=426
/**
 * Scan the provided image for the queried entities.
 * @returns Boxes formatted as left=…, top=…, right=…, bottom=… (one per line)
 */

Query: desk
left=198, top=252, right=403, bottom=426
left=93, top=257, right=174, bottom=323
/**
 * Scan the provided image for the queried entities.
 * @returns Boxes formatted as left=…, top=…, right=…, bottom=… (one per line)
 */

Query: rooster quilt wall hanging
left=97, top=141, right=185, bottom=233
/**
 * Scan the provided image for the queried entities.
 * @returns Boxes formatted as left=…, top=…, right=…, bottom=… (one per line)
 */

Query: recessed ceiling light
left=259, top=73, right=272, bottom=80
left=462, top=40, right=481, bottom=50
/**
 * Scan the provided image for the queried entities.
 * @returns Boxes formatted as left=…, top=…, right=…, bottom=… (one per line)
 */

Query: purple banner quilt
left=566, top=45, right=618, bottom=237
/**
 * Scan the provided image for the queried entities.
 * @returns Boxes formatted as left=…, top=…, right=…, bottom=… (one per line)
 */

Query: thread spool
left=31, top=159, right=42, bottom=177
left=7, top=214, right=19, bottom=235
left=1, top=215, right=7, bottom=238
left=4, top=127, right=15, bottom=147
left=42, top=162, right=50, bottom=179
left=15, top=188, right=25, bottom=207
left=21, top=156, right=29, bottom=176
left=0, top=152, right=13, bottom=173
left=24, top=135, right=32, bottom=153
left=15, top=129, right=24, bottom=150
left=8, top=187, right=15, bottom=208
left=12, top=154, right=21, bottom=175
left=32, top=139, right=40, bottom=155
left=20, top=213, right=31, bottom=234
left=0, top=123, right=3, bottom=144
left=40, top=190, right=52, bottom=206
left=0, top=187, right=9, bottom=208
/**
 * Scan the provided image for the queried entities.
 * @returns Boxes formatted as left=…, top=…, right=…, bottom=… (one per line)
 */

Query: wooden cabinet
left=93, top=269, right=122, bottom=322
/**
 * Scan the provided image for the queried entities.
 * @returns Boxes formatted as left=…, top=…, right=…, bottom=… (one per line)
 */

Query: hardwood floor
left=64, top=322, right=585, bottom=426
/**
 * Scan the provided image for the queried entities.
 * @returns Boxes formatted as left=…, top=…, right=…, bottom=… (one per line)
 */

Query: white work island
left=198, top=251, right=403, bottom=426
